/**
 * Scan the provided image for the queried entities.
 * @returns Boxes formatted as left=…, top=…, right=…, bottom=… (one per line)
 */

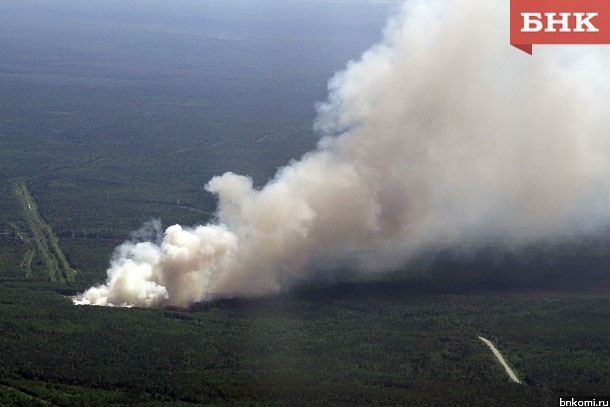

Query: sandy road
left=478, top=336, right=521, bottom=384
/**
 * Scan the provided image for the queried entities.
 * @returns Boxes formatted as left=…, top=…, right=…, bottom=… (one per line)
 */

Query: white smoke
left=74, top=0, right=610, bottom=308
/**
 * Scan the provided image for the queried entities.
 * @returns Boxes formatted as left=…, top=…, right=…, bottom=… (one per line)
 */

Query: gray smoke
left=74, top=0, right=610, bottom=308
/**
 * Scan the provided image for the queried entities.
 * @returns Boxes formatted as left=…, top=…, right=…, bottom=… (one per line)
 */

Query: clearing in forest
left=13, top=182, right=77, bottom=282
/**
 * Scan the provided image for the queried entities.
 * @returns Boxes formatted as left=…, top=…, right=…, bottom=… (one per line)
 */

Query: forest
left=0, top=276, right=609, bottom=405
left=1, top=0, right=609, bottom=405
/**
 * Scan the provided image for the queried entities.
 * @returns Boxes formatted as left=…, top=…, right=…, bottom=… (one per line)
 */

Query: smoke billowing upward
left=74, top=0, right=610, bottom=308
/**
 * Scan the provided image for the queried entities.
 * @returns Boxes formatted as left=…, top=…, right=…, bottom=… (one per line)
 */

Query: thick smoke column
left=74, top=0, right=610, bottom=308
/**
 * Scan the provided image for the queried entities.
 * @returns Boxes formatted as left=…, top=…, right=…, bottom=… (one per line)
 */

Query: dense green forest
left=1, top=1, right=609, bottom=405
left=0, top=279, right=609, bottom=406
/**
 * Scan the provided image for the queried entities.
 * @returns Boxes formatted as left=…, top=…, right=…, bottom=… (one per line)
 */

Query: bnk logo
left=510, top=0, right=610, bottom=54
left=521, top=12, right=599, bottom=33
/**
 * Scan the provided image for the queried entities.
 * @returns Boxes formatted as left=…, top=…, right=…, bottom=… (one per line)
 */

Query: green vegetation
left=0, top=281, right=608, bottom=406
left=0, top=2, right=608, bottom=405
left=0, top=73, right=321, bottom=283
left=12, top=182, right=77, bottom=282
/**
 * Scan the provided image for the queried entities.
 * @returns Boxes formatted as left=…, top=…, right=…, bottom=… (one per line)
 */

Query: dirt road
left=479, top=336, right=521, bottom=384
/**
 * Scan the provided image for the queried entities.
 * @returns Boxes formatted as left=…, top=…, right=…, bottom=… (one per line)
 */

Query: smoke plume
left=74, top=0, right=610, bottom=308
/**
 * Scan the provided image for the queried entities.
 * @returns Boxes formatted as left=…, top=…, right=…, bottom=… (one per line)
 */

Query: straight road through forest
left=479, top=336, right=521, bottom=384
